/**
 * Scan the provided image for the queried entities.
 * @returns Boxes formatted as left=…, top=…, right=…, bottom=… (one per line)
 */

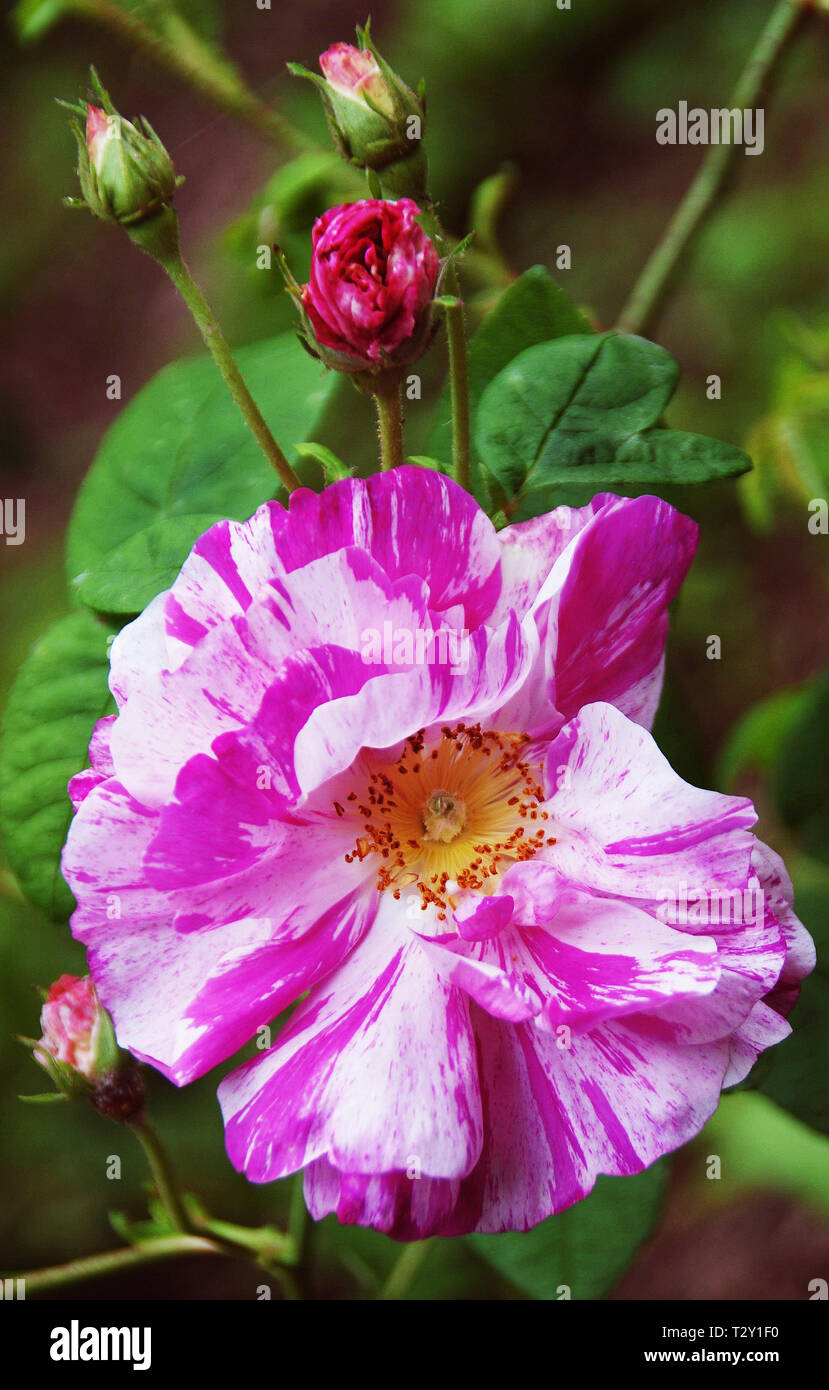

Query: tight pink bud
left=38, top=974, right=101, bottom=1079
left=319, top=43, right=395, bottom=117
left=64, top=75, right=179, bottom=227
left=85, top=104, right=110, bottom=168
left=301, top=198, right=440, bottom=373
left=288, top=27, right=427, bottom=196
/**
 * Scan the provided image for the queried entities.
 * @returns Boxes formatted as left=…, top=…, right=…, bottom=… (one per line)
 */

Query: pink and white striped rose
left=62, top=468, right=813, bottom=1237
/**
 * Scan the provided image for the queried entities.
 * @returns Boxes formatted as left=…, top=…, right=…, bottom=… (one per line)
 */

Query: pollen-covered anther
left=339, top=723, right=553, bottom=911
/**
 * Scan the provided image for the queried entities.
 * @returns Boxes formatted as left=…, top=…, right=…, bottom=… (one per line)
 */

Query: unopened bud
left=61, top=69, right=180, bottom=228
left=289, top=25, right=427, bottom=200
left=20, top=972, right=144, bottom=1120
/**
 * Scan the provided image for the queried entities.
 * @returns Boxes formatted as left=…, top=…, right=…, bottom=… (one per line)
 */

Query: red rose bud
left=23, top=973, right=144, bottom=1120
left=299, top=198, right=440, bottom=375
left=62, top=70, right=179, bottom=227
left=289, top=26, right=427, bottom=198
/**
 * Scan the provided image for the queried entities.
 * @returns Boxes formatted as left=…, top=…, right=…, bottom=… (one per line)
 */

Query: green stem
left=6, top=1236, right=223, bottom=1295
left=71, top=0, right=312, bottom=153
left=616, top=0, right=807, bottom=336
left=131, top=1119, right=190, bottom=1234
left=377, top=1238, right=435, bottom=1300
left=288, top=1170, right=309, bottom=1266
left=193, top=1214, right=294, bottom=1265
left=133, top=210, right=301, bottom=493
left=374, top=386, right=406, bottom=471
left=443, top=265, right=472, bottom=492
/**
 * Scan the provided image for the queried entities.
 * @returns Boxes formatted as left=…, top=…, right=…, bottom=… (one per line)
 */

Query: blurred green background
left=1, top=0, right=828, bottom=1298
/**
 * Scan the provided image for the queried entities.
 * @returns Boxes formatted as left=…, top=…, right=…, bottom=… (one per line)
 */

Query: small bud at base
left=38, top=974, right=101, bottom=1080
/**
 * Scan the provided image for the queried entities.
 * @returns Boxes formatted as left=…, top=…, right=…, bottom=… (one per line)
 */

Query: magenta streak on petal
left=580, top=1077, right=641, bottom=1171
left=164, top=596, right=208, bottom=649
left=514, top=1023, right=588, bottom=1205
left=224, top=952, right=404, bottom=1177
left=605, top=810, right=756, bottom=856
left=178, top=889, right=377, bottom=1081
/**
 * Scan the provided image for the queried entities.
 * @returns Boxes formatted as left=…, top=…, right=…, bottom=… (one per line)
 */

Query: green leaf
left=426, top=265, right=592, bottom=501
left=714, top=685, right=812, bottom=792
left=67, top=333, right=336, bottom=615
left=0, top=611, right=115, bottom=920
left=741, top=357, right=829, bottom=532
left=476, top=332, right=750, bottom=518
left=468, top=1161, right=667, bottom=1300
left=774, top=672, right=829, bottom=864
left=761, top=877, right=829, bottom=1134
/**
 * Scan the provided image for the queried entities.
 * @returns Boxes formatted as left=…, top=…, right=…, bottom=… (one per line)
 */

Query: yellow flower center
left=337, top=723, right=555, bottom=920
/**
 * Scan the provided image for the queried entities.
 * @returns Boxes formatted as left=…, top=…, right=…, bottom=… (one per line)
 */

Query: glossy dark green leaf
left=477, top=332, right=750, bottom=517
left=427, top=265, right=593, bottom=501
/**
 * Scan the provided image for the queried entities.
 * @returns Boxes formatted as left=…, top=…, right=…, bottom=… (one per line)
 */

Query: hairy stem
left=139, top=214, right=300, bottom=492
left=616, top=0, right=807, bottom=336
left=374, top=385, right=406, bottom=471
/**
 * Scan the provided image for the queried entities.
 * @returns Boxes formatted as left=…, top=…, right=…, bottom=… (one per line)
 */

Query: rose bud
left=289, top=25, right=427, bottom=199
left=62, top=68, right=180, bottom=227
left=298, top=198, right=440, bottom=377
left=320, top=43, right=397, bottom=119
left=20, top=973, right=144, bottom=1121
left=38, top=973, right=106, bottom=1081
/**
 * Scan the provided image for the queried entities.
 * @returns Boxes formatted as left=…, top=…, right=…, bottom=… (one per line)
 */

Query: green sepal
left=293, top=442, right=354, bottom=482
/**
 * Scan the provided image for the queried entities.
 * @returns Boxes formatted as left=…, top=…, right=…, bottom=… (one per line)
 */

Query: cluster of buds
left=289, top=25, right=428, bottom=201
left=19, top=974, right=145, bottom=1123
left=61, top=46, right=445, bottom=387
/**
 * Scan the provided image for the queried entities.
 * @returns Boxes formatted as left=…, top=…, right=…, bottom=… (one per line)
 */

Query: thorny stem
left=616, top=0, right=808, bottom=337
